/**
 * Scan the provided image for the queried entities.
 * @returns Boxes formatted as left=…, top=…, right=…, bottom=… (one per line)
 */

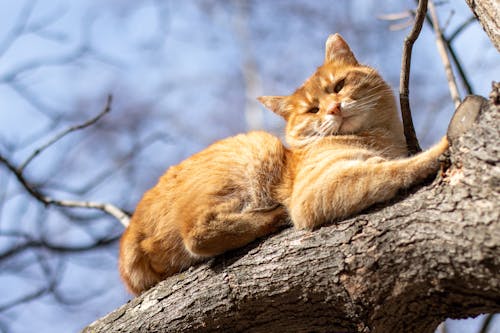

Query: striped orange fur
left=119, top=34, right=448, bottom=295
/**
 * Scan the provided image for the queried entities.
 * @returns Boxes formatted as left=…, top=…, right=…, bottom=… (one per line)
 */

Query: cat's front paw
left=447, top=95, right=487, bottom=145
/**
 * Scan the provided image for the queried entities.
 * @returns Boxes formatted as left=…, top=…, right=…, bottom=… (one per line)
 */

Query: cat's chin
left=337, top=115, right=364, bottom=134
left=321, top=115, right=342, bottom=134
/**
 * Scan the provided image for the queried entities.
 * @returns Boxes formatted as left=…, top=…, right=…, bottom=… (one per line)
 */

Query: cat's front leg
left=289, top=137, right=449, bottom=230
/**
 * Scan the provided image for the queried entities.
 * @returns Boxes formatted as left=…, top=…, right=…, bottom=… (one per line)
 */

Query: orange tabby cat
left=119, top=34, right=449, bottom=295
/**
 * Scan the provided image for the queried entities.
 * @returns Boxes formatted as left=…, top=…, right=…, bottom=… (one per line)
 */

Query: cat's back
left=185, top=130, right=285, bottom=171
left=169, top=130, right=285, bottom=178
left=158, top=131, right=287, bottom=210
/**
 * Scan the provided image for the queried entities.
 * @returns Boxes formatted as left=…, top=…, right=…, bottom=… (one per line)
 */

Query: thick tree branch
left=464, top=0, right=500, bottom=51
left=83, top=86, right=499, bottom=333
left=399, top=0, right=427, bottom=155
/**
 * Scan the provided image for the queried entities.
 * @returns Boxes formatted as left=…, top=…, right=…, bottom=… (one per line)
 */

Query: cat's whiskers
left=294, top=118, right=337, bottom=147
left=342, top=87, right=384, bottom=116
left=342, top=99, right=378, bottom=117
left=319, top=116, right=338, bottom=136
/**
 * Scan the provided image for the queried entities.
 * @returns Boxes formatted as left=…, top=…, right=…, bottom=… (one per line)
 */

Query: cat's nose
left=326, top=101, right=341, bottom=115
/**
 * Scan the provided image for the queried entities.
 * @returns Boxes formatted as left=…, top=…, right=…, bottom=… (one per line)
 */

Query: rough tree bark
left=83, top=85, right=499, bottom=333
left=465, top=0, right=500, bottom=51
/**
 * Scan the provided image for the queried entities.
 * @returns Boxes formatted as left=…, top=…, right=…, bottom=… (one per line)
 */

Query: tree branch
left=0, top=232, right=120, bottom=262
left=464, top=0, right=500, bottom=51
left=0, top=153, right=130, bottom=226
left=448, top=15, right=476, bottom=43
left=0, top=0, right=36, bottom=57
left=427, top=0, right=462, bottom=108
left=0, top=96, right=131, bottom=227
left=18, top=95, right=112, bottom=172
left=83, top=87, right=499, bottom=333
left=415, top=0, right=475, bottom=96
left=399, top=0, right=427, bottom=155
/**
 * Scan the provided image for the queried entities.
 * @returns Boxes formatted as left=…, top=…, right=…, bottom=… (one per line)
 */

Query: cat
left=119, top=33, right=449, bottom=295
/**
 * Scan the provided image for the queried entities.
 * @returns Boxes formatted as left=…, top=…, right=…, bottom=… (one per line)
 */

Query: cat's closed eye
left=307, top=106, right=320, bottom=114
left=326, top=79, right=345, bottom=94
left=334, top=79, right=345, bottom=93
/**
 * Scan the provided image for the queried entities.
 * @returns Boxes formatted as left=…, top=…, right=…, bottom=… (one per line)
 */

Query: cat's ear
left=324, top=33, right=358, bottom=66
left=257, top=96, right=288, bottom=118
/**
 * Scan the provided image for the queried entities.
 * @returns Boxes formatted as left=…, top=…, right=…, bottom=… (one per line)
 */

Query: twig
left=0, top=286, right=49, bottom=313
left=448, top=15, right=476, bottom=43
left=18, top=95, right=112, bottom=172
left=0, top=152, right=130, bottom=227
left=441, top=9, right=455, bottom=32
left=378, top=11, right=414, bottom=31
left=18, top=95, right=113, bottom=173
left=378, top=11, right=413, bottom=21
left=0, top=96, right=131, bottom=227
left=0, top=0, right=36, bottom=57
left=417, top=1, right=474, bottom=95
left=446, top=41, right=474, bottom=95
left=0, top=248, right=65, bottom=313
left=444, top=15, right=476, bottom=95
left=427, top=0, right=461, bottom=108
left=0, top=232, right=120, bottom=261
left=399, top=0, right=427, bottom=155
left=479, top=314, right=495, bottom=333
left=43, top=131, right=169, bottom=196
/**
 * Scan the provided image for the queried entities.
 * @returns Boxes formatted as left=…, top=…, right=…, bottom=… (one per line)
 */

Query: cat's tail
left=119, top=226, right=163, bottom=295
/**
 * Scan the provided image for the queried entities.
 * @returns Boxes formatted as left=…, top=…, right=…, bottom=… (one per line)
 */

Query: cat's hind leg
left=181, top=200, right=289, bottom=257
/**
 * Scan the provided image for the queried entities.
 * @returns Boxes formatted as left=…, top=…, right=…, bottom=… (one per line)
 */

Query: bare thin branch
left=441, top=9, right=455, bottom=32
left=18, top=95, right=112, bottom=172
left=0, top=0, right=36, bottom=56
left=479, top=314, right=495, bottom=333
left=399, top=0, right=427, bottom=155
left=428, top=0, right=461, bottom=108
left=0, top=286, right=48, bottom=313
left=51, top=199, right=130, bottom=227
left=0, top=95, right=130, bottom=227
left=378, top=11, right=414, bottom=31
left=417, top=1, right=474, bottom=95
left=448, top=15, right=476, bottom=43
left=0, top=249, right=64, bottom=313
left=43, top=131, right=169, bottom=196
left=0, top=233, right=120, bottom=261
left=0, top=153, right=130, bottom=227
left=8, top=81, right=65, bottom=118
left=378, top=11, right=413, bottom=21
left=445, top=40, right=474, bottom=95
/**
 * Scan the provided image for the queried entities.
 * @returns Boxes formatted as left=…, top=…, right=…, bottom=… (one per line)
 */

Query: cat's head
left=258, top=34, right=402, bottom=148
